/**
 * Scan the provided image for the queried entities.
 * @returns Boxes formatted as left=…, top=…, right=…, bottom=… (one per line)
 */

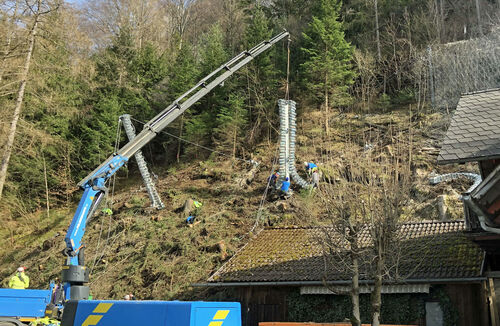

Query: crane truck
left=0, top=30, right=290, bottom=326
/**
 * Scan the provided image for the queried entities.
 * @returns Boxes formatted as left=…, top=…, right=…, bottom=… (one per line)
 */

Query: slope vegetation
left=0, top=107, right=477, bottom=300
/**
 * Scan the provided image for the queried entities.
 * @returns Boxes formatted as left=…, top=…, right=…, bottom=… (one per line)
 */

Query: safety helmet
left=124, top=294, right=130, bottom=300
left=303, top=162, right=308, bottom=166
left=17, top=267, right=24, bottom=272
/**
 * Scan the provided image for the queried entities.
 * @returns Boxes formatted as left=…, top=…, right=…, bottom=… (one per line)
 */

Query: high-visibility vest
left=29, top=316, right=60, bottom=325
left=193, top=201, right=202, bottom=208
left=8, top=272, right=29, bottom=289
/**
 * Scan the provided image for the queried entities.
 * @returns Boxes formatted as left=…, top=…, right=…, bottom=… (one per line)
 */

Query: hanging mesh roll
left=278, top=99, right=311, bottom=189
left=121, top=114, right=165, bottom=209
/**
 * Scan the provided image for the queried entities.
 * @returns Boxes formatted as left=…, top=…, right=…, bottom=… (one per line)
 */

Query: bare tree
left=0, top=0, right=60, bottom=200
left=79, top=0, right=173, bottom=50
left=352, top=49, right=377, bottom=111
left=319, top=169, right=367, bottom=326
left=0, top=0, right=20, bottom=83
left=317, top=128, right=412, bottom=326
left=373, top=0, right=381, bottom=62
left=161, top=0, right=197, bottom=49
left=367, top=145, right=411, bottom=326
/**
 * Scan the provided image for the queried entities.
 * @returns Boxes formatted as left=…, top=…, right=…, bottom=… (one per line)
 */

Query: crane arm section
left=78, top=30, right=289, bottom=188
left=62, top=30, right=289, bottom=300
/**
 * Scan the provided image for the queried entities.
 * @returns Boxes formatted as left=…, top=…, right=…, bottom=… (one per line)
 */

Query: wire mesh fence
left=425, top=27, right=500, bottom=109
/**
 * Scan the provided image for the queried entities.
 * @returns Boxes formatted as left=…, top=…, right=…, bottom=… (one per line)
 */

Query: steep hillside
left=0, top=107, right=478, bottom=301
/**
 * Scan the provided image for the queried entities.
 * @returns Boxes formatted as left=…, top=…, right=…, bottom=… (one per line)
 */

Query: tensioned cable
left=90, top=117, right=121, bottom=277
left=109, top=118, right=122, bottom=206
left=285, top=35, right=291, bottom=101
left=130, top=116, right=277, bottom=235
left=248, top=37, right=291, bottom=233
left=129, top=116, right=257, bottom=165
left=248, top=143, right=280, bottom=235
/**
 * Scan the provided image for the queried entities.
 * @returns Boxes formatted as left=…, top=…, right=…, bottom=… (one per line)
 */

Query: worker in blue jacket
left=269, top=171, right=280, bottom=189
left=304, top=162, right=318, bottom=174
left=280, top=177, right=291, bottom=198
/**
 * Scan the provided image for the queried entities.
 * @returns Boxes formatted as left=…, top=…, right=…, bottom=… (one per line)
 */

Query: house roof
left=438, top=89, right=500, bottom=164
left=207, top=221, right=484, bottom=284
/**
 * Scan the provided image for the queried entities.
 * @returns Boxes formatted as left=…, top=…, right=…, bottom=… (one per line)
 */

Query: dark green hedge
left=286, top=285, right=457, bottom=325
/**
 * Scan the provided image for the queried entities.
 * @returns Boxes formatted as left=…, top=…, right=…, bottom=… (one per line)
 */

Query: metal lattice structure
left=427, top=28, right=500, bottom=108
left=120, top=114, right=165, bottom=209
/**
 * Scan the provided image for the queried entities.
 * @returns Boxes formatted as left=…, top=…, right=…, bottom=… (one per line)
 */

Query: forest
left=0, top=0, right=499, bottom=325
left=0, top=0, right=497, bottom=215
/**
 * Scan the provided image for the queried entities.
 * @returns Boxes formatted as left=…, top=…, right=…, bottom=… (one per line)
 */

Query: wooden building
left=437, top=88, right=500, bottom=324
left=200, top=221, right=488, bottom=326
left=437, top=88, right=500, bottom=230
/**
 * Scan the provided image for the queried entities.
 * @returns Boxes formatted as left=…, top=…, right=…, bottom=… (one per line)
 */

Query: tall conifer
left=301, top=0, right=355, bottom=134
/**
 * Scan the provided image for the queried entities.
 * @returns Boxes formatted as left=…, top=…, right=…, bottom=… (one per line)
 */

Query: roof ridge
left=462, top=88, right=500, bottom=96
left=264, top=220, right=464, bottom=230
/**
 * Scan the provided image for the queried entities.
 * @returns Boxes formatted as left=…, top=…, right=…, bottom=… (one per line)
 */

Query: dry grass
left=0, top=106, right=476, bottom=300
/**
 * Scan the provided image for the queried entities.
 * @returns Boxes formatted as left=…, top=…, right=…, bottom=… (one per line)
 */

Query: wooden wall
left=236, top=284, right=489, bottom=326
left=238, top=286, right=291, bottom=326
left=480, top=159, right=500, bottom=179
left=444, top=283, right=489, bottom=326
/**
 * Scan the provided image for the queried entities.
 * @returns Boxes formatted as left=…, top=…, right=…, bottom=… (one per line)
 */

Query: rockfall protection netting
left=424, top=27, right=500, bottom=109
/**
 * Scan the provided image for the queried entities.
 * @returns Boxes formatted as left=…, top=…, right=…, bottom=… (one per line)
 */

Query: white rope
left=248, top=142, right=280, bottom=235
left=90, top=117, right=121, bottom=277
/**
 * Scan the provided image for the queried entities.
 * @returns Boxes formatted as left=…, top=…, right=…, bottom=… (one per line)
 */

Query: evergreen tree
left=214, top=93, right=248, bottom=158
left=159, top=43, right=200, bottom=161
left=73, top=28, right=168, bottom=175
left=182, top=25, right=231, bottom=159
left=132, top=44, right=168, bottom=96
left=196, top=23, right=230, bottom=125
left=301, top=0, right=355, bottom=134
left=244, top=6, right=280, bottom=145
left=163, top=43, right=199, bottom=100
left=199, top=24, right=229, bottom=77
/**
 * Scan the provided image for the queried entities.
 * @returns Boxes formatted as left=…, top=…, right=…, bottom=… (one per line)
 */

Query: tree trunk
left=0, top=0, right=19, bottom=83
left=177, top=114, right=184, bottom=163
left=374, top=0, right=382, bottom=62
left=371, top=240, right=383, bottom=326
left=351, top=255, right=361, bottom=326
left=232, top=127, right=237, bottom=160
left=43, top=154, right=50, bottom=218
left=475, top=0, right=483, bottom=36
left=0, top=17, right=38, bottom=200
left=439, top=0, right=445, bottom=42
left=324, top=75, right=329, bottom=136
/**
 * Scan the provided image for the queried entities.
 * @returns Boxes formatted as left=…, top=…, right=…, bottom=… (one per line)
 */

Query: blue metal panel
left=0, top=288, right=52, bottom=318
left=70, top=300, right=241, bottom=326
left=82, top=155, right=128, bottom=186
left=191, top=301, right=241, bottom=326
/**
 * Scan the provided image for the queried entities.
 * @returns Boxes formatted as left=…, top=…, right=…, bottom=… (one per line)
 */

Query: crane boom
left=78, top=30, right=289, bottom=187
left=63, top=30, right=289, bottom=300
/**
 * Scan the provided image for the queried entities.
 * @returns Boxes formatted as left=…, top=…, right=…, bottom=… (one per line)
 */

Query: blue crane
left=0, top=30, right=290, bottom=326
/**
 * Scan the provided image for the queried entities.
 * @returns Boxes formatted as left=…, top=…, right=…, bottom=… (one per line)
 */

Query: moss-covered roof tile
left=208, top=221, right=483, bottom=283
